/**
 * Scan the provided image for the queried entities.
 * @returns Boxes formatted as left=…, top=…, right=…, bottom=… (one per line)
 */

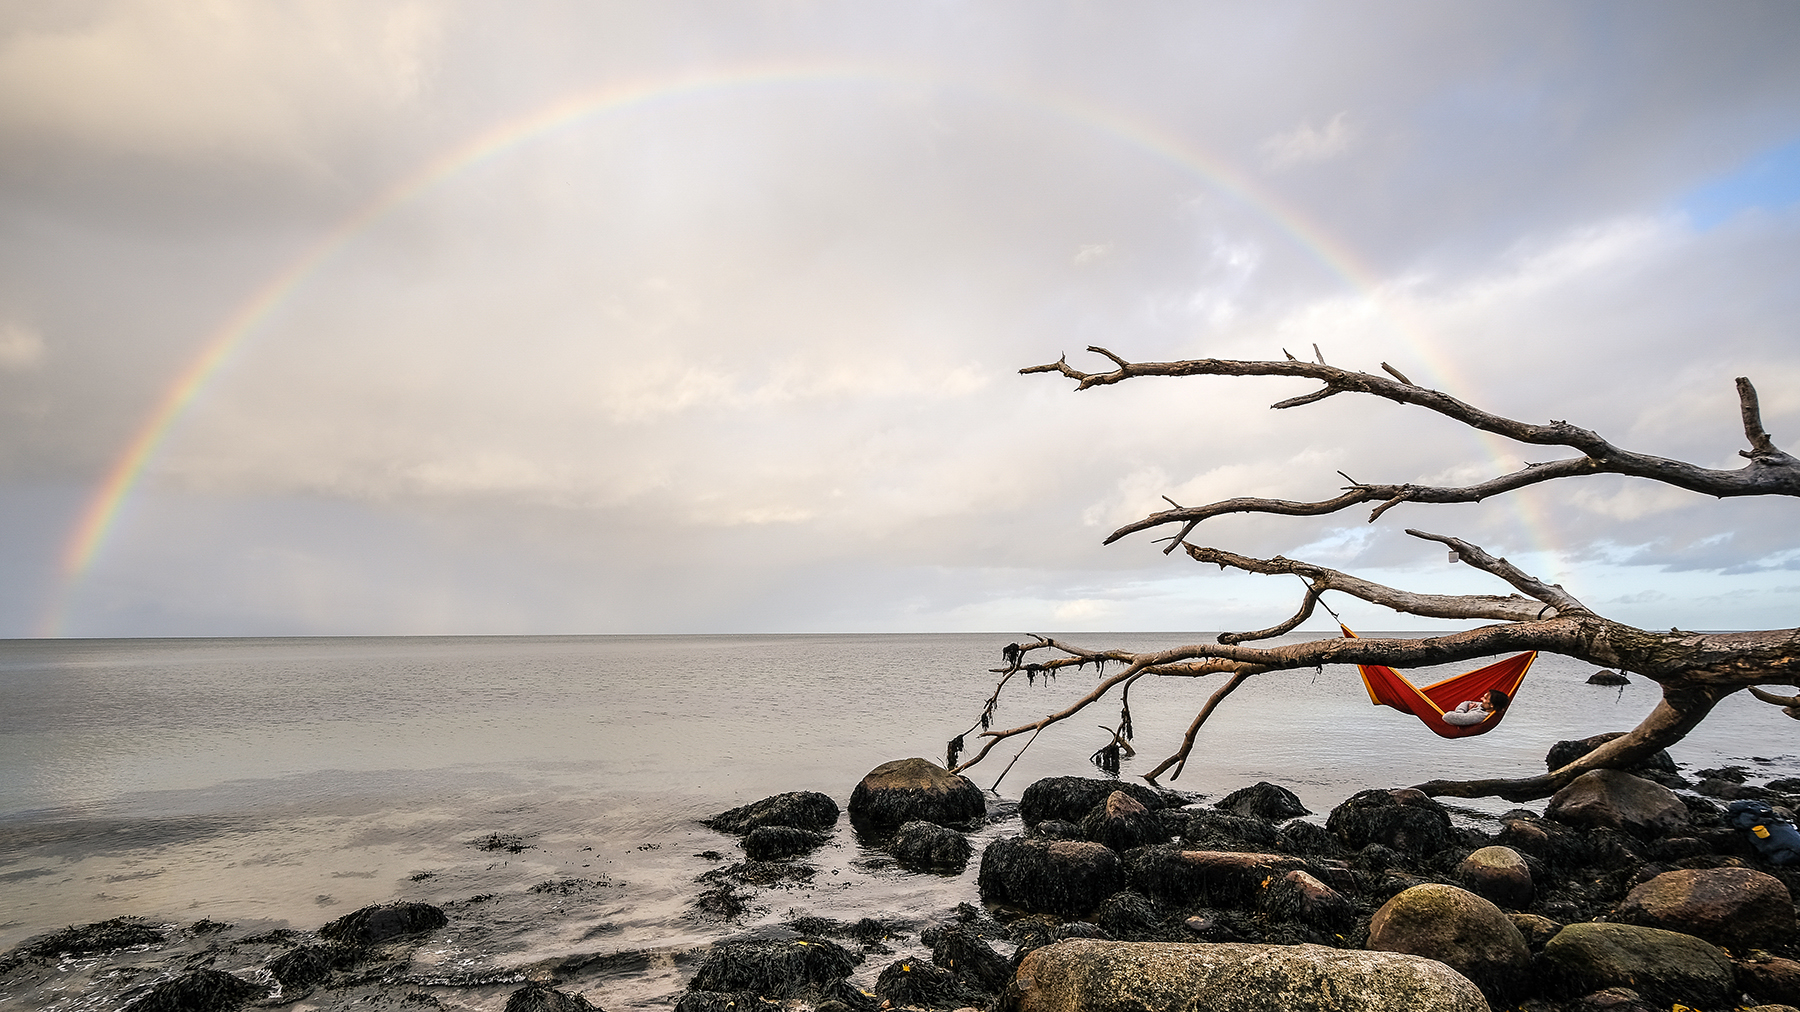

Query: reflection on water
left=1, top=632, right=1794, bottom=1006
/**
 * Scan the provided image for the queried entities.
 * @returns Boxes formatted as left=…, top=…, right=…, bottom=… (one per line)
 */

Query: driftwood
left=952, top=347, right=1800, bottom=801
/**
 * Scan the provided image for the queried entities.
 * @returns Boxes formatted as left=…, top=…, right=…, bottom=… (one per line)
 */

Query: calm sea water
left=0, top=632, right=1791, bottom=1007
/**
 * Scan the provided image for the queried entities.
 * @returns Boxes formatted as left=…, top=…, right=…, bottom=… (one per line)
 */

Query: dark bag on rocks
left=1726, top=799, right=1800, bottom=864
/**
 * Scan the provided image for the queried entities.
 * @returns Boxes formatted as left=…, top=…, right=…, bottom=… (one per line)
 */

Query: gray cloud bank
left=3, top=1, right=1799, bottom=636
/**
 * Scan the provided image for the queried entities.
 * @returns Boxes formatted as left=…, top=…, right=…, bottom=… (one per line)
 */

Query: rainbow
left=40, top=61, right=1552, bottom=636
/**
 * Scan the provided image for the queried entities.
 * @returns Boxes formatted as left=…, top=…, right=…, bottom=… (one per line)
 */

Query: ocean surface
left=1, top=632, right=1793, bottom=1008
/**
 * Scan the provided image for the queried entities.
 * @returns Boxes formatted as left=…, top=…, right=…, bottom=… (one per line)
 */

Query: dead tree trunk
left=951, top=347, right=1800, bottom=801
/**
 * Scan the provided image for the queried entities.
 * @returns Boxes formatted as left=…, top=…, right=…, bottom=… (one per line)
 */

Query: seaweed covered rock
left=1614, top=866, right=1795, bottom=949
left=979, top=838, right=1123, bottom=918
left=1081, top=791, right=1165, bottom=852
left=1182, top=810, right=1279, bottom=851
left=849, top=759, right=984, bottom=832
left=1545, top=770, right=1687, bottom=838
left=706, top=792, right=841, bottom=834
left=1123, top=845, right=1309, bottom=907
left=930, top=925, right=1011, bottom=993
left=1257, top=870, right=1353, bottom=931
left=1540, top=922, right=1734, bottom=1009
left=874, top=958, right=966, bottom=1008
left=127, top=969, right=270, bottom=1012
left=1215, top=782, right=1309, bottom=821
left=743, top=825, right=828, bottom=861
left=889, top=820, right=972, bottom=874
left=1019, top=777, right=1173, bottom=827
left=318, top=902, right=447, bottom=946
left=2, top=917, right=166, bottom=972
left=1094, top=890, right=1162, bottom=939
left=1367, top=884, right=1530, bottom=998
left=687, top=936, right=861, bottom=997
left=1326, top=788, right=1453, bottom=857
left=265, top=944, right=337, bottom=990
left=505, top=982, right=600, bottom=1012
left=1275, top=820, right=1341, bottom=857
left=1006, top=938, right=1491, bottom=1012
left=1457, top=845, right=1534, bottom=910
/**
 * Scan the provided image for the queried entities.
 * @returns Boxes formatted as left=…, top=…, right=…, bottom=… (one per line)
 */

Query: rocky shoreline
left=6, top=739, right=1800, bottom=1012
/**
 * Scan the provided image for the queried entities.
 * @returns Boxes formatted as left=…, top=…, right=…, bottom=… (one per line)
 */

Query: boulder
left=1367, top=884, right=1531, bottom=998
left=1123, top=845, right=1310, bottom=907
left=1586, top=670, right=1629, bottom=685
left=1738, top=953, right=1800, bottom=1007
left=126, top=969, right=270, bottom=1012
left=1258, top=869, right=1354, bottom=931
left=318, top=902, right=447, bottom=947
left=706, top=791, right=841, bottom=834
left=1546, top=733, right=1677, bottom=775
left=1457, top=845, right=1534, bottom=909
left=848, top=759, right=984, bottom=831
left=930, top=925, right=1011, bottom=993
left=505, top=982, right=599, bottom=1012
left=889, top=820, right=973, bottom=874
left=1215, top=782, right=1310, bottom=821
left=1539, top=921, right=1734, bottom=1009
left=1545, top=770, right=1688, bottom=838
left=1006, top=938, right=1491, bottom=1012
left=1614, top=866, right=1796, bottom=948
left=979, top=838, right=1123, bottom=918
left=1028, top=819, right=1084, bottom=840
left=687, top=937, right=861, bottom=997
left=1, top=918, right=167, bottom=972
left=1326, top=788, right=1453, bottom=856
left=1080, top=791, right=1165, bottom=851
left=1019, top=777, right=1173, bottom=826
left=743, top=825, right=828, bottom=861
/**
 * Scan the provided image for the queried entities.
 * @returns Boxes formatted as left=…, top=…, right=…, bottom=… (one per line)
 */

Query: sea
left=0, top=632, right=1792, bottom=1009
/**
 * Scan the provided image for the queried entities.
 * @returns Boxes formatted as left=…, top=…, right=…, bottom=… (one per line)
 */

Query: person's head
left=1484, top=688, right=1511, bottom=712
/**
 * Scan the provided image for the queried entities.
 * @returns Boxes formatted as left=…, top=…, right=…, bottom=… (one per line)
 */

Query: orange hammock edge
left=1341, top=625, right=1536, bottom=739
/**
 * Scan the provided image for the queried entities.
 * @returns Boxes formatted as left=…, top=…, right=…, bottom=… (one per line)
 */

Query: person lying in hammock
left=1443, top=688, right=1511, bottom=726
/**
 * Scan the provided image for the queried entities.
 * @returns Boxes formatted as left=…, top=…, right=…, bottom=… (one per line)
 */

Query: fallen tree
left=950, top=346, right=1800, bottom=801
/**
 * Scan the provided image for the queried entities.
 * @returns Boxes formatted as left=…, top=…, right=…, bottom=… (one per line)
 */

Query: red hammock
left=1342, top=625, right=1536, bottom=739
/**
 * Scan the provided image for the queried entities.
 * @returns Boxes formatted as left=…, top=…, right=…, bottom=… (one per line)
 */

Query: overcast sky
left=3, top=2, right=1799, bottom=638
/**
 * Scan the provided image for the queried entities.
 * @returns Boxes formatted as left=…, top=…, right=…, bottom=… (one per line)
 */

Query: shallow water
left=1, top=632, right=1793, bottom=1009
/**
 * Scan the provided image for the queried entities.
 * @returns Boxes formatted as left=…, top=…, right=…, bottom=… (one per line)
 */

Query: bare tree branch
left=1024, top=349, right=1800, bottom=549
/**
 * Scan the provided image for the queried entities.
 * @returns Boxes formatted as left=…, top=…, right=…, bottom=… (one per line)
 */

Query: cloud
left=1259, top=112, right=1354, bottom=168
left=0, top=323, right=44, bottom=371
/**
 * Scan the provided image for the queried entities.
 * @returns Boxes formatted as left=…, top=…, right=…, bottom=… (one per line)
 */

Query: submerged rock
left=1006, top=938, right=1491, bottom=1012
left=505, top=982, right=600, bottom=1012
left=126, top=969, right=270, bottom=1012
left=1586, top=670, right=1629, bottom=685
left=1215, top=782, right=1310, bottom=821
left=743, top=825, right=828, bottom=861
left=848, top=759, right=984, bottom=832
left=318, top=902, right=448, bottom=946
left=1, top=917, right=166, bottom=971
left=889, top=820, right=972, bottom=873
left=706, top=792, right=841, bottom=834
